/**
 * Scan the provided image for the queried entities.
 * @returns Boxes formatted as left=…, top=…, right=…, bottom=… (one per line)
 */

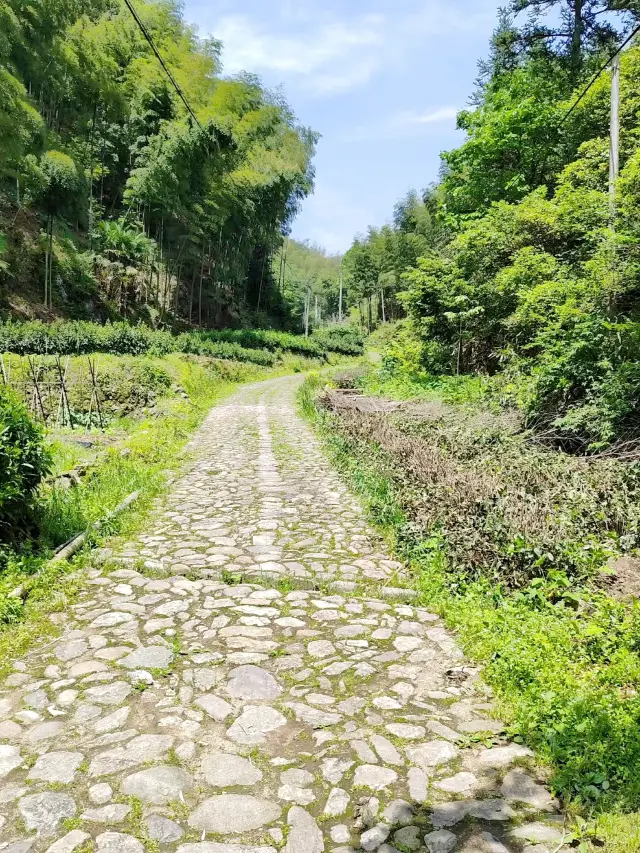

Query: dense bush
left=0, top=321, right=361, bottom=365
left=0, top=321, right=279, bottom=366
left=312, top=325, right=365, bottom=355
left=0, top=388, right=51, bottom=541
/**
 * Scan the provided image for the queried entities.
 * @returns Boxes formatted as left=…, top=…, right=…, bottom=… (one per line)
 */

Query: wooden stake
left=28, top=357, right=47, bottom=424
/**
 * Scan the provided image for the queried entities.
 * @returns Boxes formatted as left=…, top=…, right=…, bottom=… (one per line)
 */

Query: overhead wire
left=559, top=23, right=640, bottom=126
left=122, top=0, right=203, bottom=129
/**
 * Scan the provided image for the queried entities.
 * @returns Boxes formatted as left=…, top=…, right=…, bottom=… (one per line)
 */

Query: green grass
left=359, top=364, right=489, bottom=404
left=299, top=372, right=640, bottom=851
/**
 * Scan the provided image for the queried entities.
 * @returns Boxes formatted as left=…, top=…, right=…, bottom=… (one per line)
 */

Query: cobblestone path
left=0, top=377, right=566, bottom=853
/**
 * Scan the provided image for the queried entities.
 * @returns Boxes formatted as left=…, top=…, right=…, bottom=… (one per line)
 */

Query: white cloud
left=342, top=105, right=460, bottom=143
left=403, top=106, right=460, bottom=125
left=201, top=0, right=498, bottom=97
left=215, top=13, right=385, bottom=94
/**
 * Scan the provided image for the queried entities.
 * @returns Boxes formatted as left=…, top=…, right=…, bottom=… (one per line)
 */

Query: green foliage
left=0, top=387, right=51, bottom=541
left=0, top=320, right=358, bottom=365
left=311, top=325, right=365, bottom=356
left=0, top=0, right=317, bottom=329
left=274, top=239, right=342, bottom=331
left=340, top=6, right=640, bottom=449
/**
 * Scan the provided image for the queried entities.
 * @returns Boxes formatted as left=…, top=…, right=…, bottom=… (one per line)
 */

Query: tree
left=510, top=0, right=640, bottom=80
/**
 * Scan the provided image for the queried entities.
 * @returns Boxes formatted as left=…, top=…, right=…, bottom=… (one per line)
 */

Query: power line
left=560, top=24, right=640, bottom=126
left=122, top=0, right=202, bottom=129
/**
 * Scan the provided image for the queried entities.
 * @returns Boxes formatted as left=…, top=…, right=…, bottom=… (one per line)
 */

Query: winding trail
left=0, top=376, right=566, bottom=853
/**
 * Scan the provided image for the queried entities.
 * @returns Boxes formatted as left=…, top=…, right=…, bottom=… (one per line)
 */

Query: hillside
left=0, top=0, right=316, bottom=330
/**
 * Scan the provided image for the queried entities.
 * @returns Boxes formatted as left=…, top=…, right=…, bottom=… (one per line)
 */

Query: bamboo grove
left=0, top=0, right=317, bottom=328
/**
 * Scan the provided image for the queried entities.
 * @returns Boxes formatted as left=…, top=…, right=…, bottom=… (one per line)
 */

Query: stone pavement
left=0, top=377, right=568, bottom=853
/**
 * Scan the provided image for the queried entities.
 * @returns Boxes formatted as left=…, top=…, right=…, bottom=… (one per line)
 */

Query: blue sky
left=183, top=0, right=502, bottom=253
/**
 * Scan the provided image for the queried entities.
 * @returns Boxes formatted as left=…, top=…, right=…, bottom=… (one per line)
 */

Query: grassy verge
left=0, top=355, right=282, bottom=668
left=300, top=372, right=640, bottom=853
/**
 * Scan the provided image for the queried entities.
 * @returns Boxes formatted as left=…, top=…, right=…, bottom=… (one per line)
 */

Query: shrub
left=0, top=387, right=51, bottom=541
left=312, top=325, right=365, bottom=356
left=0, top=320, right=368, bottom=365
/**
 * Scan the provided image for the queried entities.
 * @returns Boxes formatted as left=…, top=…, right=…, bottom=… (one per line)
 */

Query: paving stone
left=0, top=745, right=22, bottom=779
left=406, top=740, right=458, bottom=769
left=89, top=783, right=113, bottom=805
left=85, top=681, right=132, bottom=706
left=96, top=832, right=144, bottom=853
left=202, top=752, right=263, bottom=786
left=394, top=826, right=421, bottom=850
left=28, top=752, right=84, bottom=784
left=386, top=723, right=425, bottom=740
left=508, top=823, right=565, bottom=844
left=501, top=769, right=558, bottom=811
left=361, top=824, right=391, bottom=851
left=195, top=694, right=234, bottom=721
left=324, top=787, right=350, bottom=816
left=146, top=814, right=185, bottom=843
left=475, top=743, right=533, bottom=768
left=226, top=706, right=287, bottom=744
left=286, top=702, right=342, bottom=727
left=354, top=765, right=398, bottom=790
left=382, top=800, right=414, bottom=826
left=284, top=806, right=323, bottom=853
left=81, top=804, right=131, bottom=823
left=120, top=645, right=173, bottom=670
left=19, top=792, right=77, bottom=835
left=434, top=771, right=478, bottom=795
left=45, top=831, right=91, bottom=853
left=370, top=734, right=403, bottom=766
left=188, top=794, right=282, bottom=833
left=121, top=765, right=194, bottom=804
left=89, top=734, right=173, bottom=776
left=177, top=846, right=276, bottom=853
left=0, top=377, right=563, bottom=852
left=331, top=825, right=351, bottom=843
left=227, top=665, right=282, bottom=699
left=424, top=829, right=457, bottom=853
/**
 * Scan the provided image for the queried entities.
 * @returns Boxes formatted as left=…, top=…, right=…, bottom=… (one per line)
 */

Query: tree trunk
left=198, top=243, right=205, bottom=327
left=44, top=220, right=50, bottom=309
left=571, top=0, right=584, bottom=80
left=381, top=288, right=386, bottom=323
left=48, top=217, right=54, bottom=309
left=189, top=268, right=196, bottom=325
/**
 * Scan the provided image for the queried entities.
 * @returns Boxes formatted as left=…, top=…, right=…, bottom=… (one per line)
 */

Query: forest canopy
left=343, top=0, right=640, bottom=449
left=0, top=0, right=318, bottom=329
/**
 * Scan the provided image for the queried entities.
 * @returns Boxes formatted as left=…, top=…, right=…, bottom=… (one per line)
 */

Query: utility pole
left=609, top=52, right=620, bottom=315
left=304, top=285, right=310, bottom=337
left=338, top=269, right=343, bottom=322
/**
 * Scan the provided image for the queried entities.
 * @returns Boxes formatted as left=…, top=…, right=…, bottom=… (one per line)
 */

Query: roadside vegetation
left=302, top=364, right=640, bottom=851
left=0, top=320, right=364, bottom=364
